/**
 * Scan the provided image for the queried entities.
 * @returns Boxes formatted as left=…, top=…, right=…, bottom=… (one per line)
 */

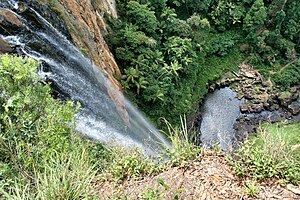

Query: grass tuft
left=101, top=146, right=162, bottom=183
left=244, top=180, right=259, bottom=197
left=163, top=116, right=201, bottom=167
left=227, top=123, right=300, bottom=185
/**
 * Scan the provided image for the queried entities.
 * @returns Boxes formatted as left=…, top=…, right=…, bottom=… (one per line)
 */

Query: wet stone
left=250, top=104, right=263, bottom=113
left=288, top=101, right=300, bottom=115
left=278, top=92, right=293, bottom=107
left=292, top=93, right=299, bottom=101
left=0, top=8, right=25, bottom=34
left=262, top=81, right=271, bottom=87
left=290, top=86, right=298, bottom=93
left=0, top=38, right=12, bottom=53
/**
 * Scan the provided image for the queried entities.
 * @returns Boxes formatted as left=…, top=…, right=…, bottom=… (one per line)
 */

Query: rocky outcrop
left=288, top=101, right=300, bottom=115
left=0, top=8, right=25, bottom=34
left=1, top=0, right=131, bottom=126
left=0, top=38, right=12, bottom=53
left=0, top=8, right=26, bottom=53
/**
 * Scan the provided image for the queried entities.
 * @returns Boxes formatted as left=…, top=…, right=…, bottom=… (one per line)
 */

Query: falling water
left=0, top=1, right=170, bottom=154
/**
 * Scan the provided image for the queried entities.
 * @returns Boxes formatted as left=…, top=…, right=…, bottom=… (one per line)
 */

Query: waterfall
left=1, top=1, right=170, bottom=154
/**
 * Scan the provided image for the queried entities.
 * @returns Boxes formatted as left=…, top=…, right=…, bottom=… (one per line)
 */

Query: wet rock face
left=9, top=0, right=120, bottom=90
left=1, top=0, right=130, bottom=125
left=197, top=62, right=300, bottom=148
left=278, top=91, right=293, bottom=107
left=0, top=37, right=12, bottom=53
left=0, top=8, right=25, bottom=34
left=18, top=1, right=71, bottom=39
left=289, top=102, right=300, bottom=115
left=52, top=0, right=125, bottom=123
left=26, top=0, right=124, bottom=120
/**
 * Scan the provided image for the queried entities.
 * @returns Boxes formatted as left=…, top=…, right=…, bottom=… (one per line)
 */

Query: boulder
left=278, top=91, right=293, bottom=107
left=240, top=103, right=249, bottom=113
left=263, top=102, right=270, bottom=109
left=262, top=81, right=271, bottom=87
left=288, top=101, right=300, bottom=115
left=292, top=93, right=299, bottom=101
left=18, top=2, right=27, bottom=13
left=244, top=91, right=255, bottom=100
left=249, top=103, right=263, bottom=113
left=0, top=8, right=25, bottom=34
left=289, top=86, right=298, bottom=93
left=0, top=38, right=12, bottom=54
left=270, top=103, right=280, bottom=111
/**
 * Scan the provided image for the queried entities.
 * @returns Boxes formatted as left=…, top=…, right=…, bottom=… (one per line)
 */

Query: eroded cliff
left=0, top=0, right=130, bottom=126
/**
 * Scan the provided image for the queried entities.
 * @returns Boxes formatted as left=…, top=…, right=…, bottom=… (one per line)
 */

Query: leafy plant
left=138, top=178, right=184, bottom=200
left=163, top=117, right=201, bottom=167
left=227, top=123, right=300, bottom=184
left=0, top=54, right=99, bottom=198
left=103, top=146, right=162, bottom=183
left=272, top=62, right=300, bottom=88
left=244, top=180, right=259, bottom=197
left=139, top=187, right=162, bottom=200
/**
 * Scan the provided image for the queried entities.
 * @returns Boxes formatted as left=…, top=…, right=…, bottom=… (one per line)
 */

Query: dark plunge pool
left=199, top=87, right=244, bottom=150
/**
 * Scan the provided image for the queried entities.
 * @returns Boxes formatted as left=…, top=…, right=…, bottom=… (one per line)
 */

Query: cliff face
left=52, top=0, right=127, bottom=123
left=0, top=0, right=129, bottom=126
left=50, top=0, right=121, bottom=90
left=36, top=0, right=130, bottom=125
left=55, top=0, right=130, bottom=127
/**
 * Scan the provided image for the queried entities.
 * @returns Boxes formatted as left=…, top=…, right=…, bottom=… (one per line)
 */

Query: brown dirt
left=96, top=152, right=300, bottom=199
left=279, top=59, right=299, bottom=73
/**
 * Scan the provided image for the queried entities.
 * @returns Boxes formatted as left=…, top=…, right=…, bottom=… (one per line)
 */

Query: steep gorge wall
left=36, top=0, right=121, bottom=90
left=1, top=0, right=130, bottom=125
left=44, top=0, right=128, bottom=123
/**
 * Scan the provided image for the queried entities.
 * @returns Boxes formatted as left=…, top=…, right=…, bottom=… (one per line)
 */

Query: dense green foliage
left=0, top=54, right=99, bottom=198
left=0, top=55, right=74, bottom=180
left=272, top=60, right=300, bottom=88
left=106, top=0, right=299, bottom=124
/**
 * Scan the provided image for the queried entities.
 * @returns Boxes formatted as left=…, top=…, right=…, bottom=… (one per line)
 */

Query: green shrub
left=209, top=35, right=236, bottom=56
left=0, top=54, right=77, bottom=177
left=0, top=54, right=99, bottom=198
left=103, top=146, right=162, bottom=183
left=163, top=117, right=201, bottom=167
left=228, top=123, right=300, bottom=184
left=272, top=62, right=300, bottom=88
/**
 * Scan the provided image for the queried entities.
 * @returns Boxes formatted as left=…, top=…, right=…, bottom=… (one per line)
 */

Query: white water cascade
left=1, top=0, right=170, bottom=154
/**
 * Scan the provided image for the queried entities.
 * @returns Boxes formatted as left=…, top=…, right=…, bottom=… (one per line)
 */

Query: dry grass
left=96, top=150, right=300, bottom=199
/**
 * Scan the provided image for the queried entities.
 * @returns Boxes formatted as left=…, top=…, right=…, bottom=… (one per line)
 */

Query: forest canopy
left=106, top=0, right=300, bottom=125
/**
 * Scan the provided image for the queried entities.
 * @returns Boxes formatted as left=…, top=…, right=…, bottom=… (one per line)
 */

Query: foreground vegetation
left=0, top=55, right=298, bottom=199
left=228, top=122, right=300, bottom=185
left=0, top=55, right=202, bottom=199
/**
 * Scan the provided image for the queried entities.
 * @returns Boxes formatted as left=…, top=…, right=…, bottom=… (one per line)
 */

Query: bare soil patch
left=97, top=152, right=299, bottom=199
